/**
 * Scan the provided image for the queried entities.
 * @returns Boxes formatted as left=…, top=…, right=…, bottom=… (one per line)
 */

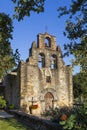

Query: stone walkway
left=0, top=110, right=14, bottom=118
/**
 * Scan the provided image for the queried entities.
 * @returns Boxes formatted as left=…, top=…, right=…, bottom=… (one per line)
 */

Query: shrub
left=0, top=96, right=7, bottom=109
left=8, top=104, right=15, bottom=109
left=59, top=103, right=87, bottom=130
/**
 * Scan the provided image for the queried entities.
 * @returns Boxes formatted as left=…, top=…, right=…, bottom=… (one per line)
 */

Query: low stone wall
left=9, top=110, right=62, bottom=130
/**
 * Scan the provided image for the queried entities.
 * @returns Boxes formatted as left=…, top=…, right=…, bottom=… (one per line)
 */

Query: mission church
left=4, top=33, right=73, bottom=115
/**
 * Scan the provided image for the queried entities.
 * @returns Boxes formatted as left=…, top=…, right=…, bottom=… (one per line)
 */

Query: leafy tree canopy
left=12, top=0, right=45, bottom=21
left=11, top=0, right=87, bottom=73
left=58, top=0, right=87, bottom=73
left=1, top=0, right=86, bottom=77
left=0, top=13, right=20, bottom=78
left=73, top=72, right=87, bottom=101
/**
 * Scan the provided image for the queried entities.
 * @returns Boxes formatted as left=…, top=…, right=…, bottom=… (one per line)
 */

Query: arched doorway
left=44, top=92, right=54, bottom=111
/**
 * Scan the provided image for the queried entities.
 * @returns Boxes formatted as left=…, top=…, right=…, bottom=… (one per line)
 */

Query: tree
left=58, top=0, right=87, bottom=73
left=1, top=1, right=86, bottom=76
left=0, top=13, right=20, bottom=78
left=73, top=72, right=87, bottom=102
left=11, top=0, right=87, bottom=72
left=12, top=0, right=45, bottom=21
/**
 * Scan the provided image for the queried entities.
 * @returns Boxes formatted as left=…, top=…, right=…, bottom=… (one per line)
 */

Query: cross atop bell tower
left=45, top=25, right=48, bottom=33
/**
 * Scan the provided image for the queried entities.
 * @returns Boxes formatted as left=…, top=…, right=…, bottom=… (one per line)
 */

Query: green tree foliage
left=60, top=103, right=87, bottom=130
left=0, top=96, right=6, bottom=109
left=0, top=13, right=20, bottom=78
left=73, top=72, right=87, bottom=101
left=11, top=0, right=87, bottom=72
left=12, top=0, right=45, bottom=21
left=1, top=1, right=86, bottom=76
left=58, top=0, right=87, bottom=73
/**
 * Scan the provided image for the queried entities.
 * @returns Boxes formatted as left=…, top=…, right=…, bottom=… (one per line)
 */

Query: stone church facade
left=4, top=33, right=73, bottom=115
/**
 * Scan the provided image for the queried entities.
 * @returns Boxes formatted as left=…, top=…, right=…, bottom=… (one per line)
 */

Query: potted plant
left=29, top=104, right=38, bottom=114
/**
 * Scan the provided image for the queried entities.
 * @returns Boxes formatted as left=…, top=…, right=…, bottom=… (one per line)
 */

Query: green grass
left=0, top=118, right=32, bottom=130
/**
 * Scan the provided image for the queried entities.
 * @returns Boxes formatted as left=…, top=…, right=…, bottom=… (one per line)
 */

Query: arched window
left=44, top=37, right=51, bottom=47
left=38, top=53, right=45, bottom=68
left=50, top=54, right=57, bottom=69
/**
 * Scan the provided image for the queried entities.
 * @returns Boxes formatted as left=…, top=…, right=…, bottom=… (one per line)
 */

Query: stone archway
left=44, top=92, right=54, bottom=111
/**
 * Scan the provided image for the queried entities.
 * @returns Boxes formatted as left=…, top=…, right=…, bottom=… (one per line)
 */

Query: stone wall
left=4, top=33, right=73, bottom=115
left=4, top=71, right=20, bottom=108
left=9, top=110, right=62, bottom=130
left=18, top=33, right=73, bottom=114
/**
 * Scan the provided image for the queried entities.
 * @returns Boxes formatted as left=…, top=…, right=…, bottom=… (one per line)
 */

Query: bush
left=0, top=96, right=7, bottom=109
left=59, top=103, right=87, bottom=130
left=8, top=104, right=15, bottom=109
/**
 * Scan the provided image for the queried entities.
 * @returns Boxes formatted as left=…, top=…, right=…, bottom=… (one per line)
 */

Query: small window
left=46, top=76, right=51, bottom=83
left=50, top=54, right=57, bottom=69
left=38, top=53, right=45, bottom=68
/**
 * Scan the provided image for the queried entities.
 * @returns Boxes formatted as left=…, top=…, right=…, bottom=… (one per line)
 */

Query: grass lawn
left=0, top=118, right=32, bottom=130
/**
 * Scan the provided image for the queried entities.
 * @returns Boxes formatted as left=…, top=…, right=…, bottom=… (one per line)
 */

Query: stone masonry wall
left=4, top=33, right=73, bottom=115
left=19, top=33, right=73, bottom=114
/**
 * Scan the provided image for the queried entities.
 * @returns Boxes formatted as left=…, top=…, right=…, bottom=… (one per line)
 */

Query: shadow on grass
left=0, top=118, right=32, bottom=130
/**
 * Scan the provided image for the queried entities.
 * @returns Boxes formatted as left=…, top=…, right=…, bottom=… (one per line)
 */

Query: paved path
left=0, top=110, right=14, bottom=118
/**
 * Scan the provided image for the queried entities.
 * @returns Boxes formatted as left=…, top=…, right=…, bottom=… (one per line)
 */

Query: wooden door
left=44, top=92, right=54, bottom=111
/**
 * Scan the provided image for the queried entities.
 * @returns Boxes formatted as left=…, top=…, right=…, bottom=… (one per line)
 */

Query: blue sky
left=0, top=0, right=80, bottom=74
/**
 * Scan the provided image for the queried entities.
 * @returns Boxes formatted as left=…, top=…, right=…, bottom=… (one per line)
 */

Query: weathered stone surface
left=9, top=110, right=63, bottom=130
left=4, top=33, right=73, bottom=115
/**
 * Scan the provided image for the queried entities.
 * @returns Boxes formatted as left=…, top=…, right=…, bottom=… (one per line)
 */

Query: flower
left=30, top=104, right=38, bottom=109
left=60, top=114, right=67, bottom=121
